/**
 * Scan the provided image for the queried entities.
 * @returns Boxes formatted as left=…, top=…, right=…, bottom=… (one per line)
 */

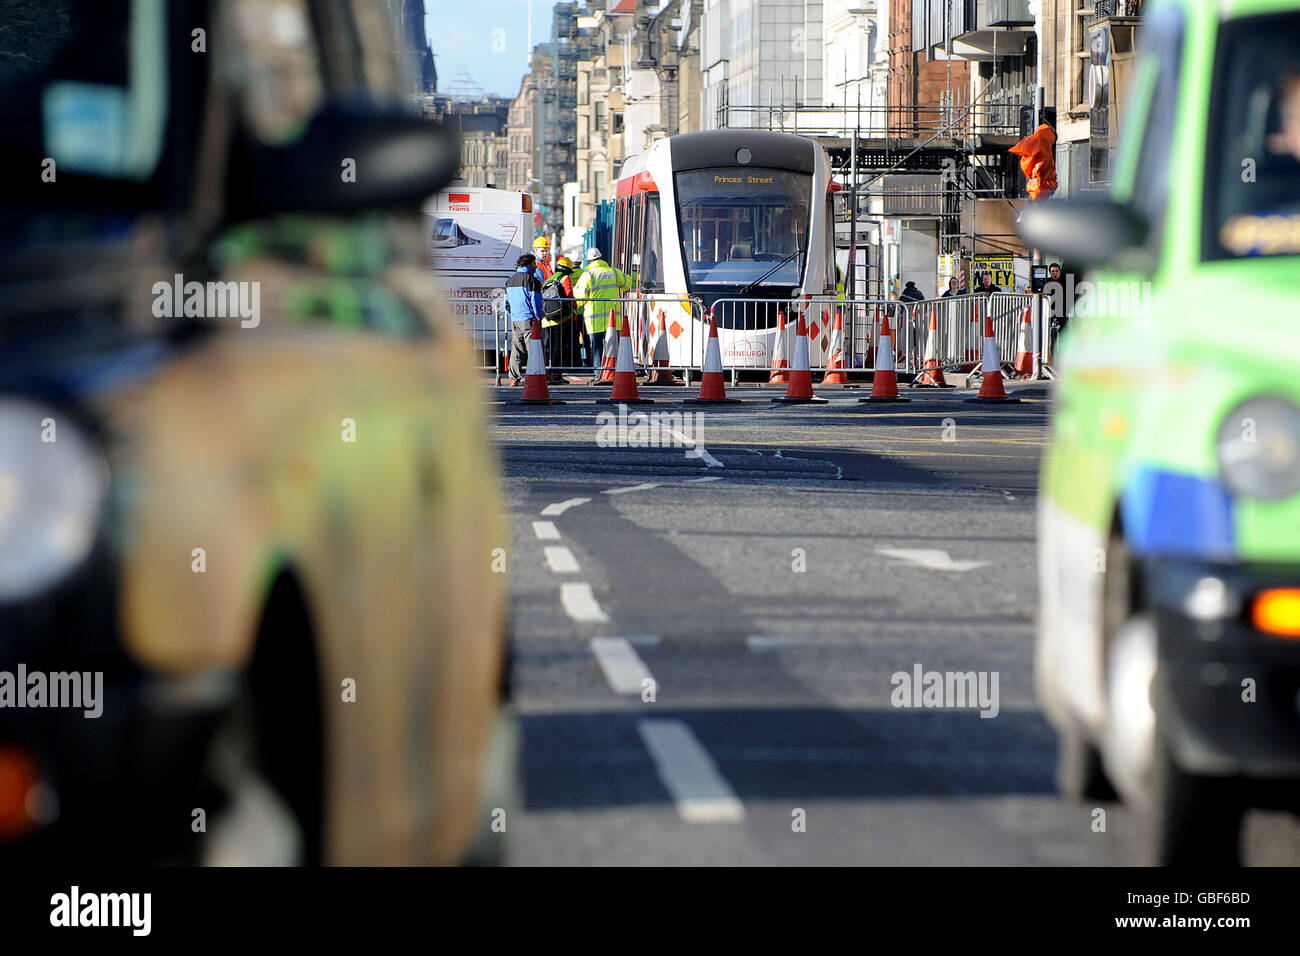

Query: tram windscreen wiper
left=736, top=245, right=803, bottom=297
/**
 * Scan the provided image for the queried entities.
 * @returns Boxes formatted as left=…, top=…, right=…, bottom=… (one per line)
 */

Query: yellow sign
left=972, top=256, right=1015, bottom=289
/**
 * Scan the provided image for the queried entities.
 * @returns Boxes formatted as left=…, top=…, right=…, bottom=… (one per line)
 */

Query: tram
left=612, top=130, right=839, bottom=368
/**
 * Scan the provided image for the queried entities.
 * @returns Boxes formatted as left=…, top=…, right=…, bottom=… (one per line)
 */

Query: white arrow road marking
left=589, top=637, right=654, bottom=694
left=560, top=582, right=609, bottom=623
left=875, top=548, right=990, bottom=572
left=603, top=483, right=661, bottom=495
left=532, top=521, right=561, bottom=540
left=541, top=498, right=590, bottom=516
left=638, top=720, right=745, bottom=824
left=685, top=445, right=724, bottom=468
left=544, top=546, right=580, bottom=574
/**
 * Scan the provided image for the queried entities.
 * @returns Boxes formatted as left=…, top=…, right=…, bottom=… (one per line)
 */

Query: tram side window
left=642, top=195, right=664, bottom=291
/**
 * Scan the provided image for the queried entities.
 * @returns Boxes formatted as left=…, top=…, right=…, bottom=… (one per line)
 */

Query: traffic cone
left=914, top=309, right=953, bottom=388
left=859, top=309, right=910, bottom=403
left=686, top=311, right=741, bottom=404
left=768, top=310, right=790, bottom=384
left=1012, top=304, right=1034, bottom=377
left=772, top=311, right=828, bottom=404
left=820, top=309, right=849, bottom=385
left=596, top=316, right=653, bottom=405
left=645, top=308, right=684, bottom=385
left=517, top=318, right=565, bottom=405
left=966, top=313, right=1020, bottom=403
left=594, top=317, right=619, bottom=385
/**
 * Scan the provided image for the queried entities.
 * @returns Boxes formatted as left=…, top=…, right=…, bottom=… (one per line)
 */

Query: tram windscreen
left=675, top=168, right=811, bottom=289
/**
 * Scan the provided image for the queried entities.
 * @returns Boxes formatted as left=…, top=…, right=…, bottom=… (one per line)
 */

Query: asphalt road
left=489, top=380, right=1300, bottom=866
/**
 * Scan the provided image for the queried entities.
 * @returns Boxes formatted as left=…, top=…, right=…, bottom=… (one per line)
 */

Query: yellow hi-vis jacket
left=572, top=260, right=634, bottom=335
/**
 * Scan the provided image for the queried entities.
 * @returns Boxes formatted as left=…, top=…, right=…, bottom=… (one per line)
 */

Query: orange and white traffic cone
left=966, top=313, right=1020, bottom=403
left=686, top=310, right=741, bottom=404
left=860, top=310, right=910, bottom=403
left=517, top=318, right=565, bottom=405
left=820, top=309, right=849, bottom=385
left=596, top=316, right=653, bottom=405
left=768, top=310, right=790, bottom=384
left=594, top=316, right=619, bottom=385
left=645, top=308, right=684, bottom=385
left=1012, top=304, right=1034, bottom=378
left=772, top=312, right=828, bottom=404
left=914, top=309, right=953, bottom=388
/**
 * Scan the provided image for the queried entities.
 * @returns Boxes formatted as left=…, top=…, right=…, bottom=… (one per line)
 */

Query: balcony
left=917, top=0, right=1033, bottom=60
left=1085, top=0, right=1144, bottom=26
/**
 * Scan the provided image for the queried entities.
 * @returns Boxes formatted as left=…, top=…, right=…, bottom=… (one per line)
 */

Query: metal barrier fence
left=708, top=297, right=913, bottom=378
left=451, top=289, right=1049, bottom=382
left=483, top=294, right=708, bottom=382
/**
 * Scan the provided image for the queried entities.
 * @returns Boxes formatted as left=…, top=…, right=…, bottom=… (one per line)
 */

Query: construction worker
left=504, top=253, right=545, bottom=385
left=540, top=255, right=577, bottom=384
left=532, top=236, right=553, bottom=281
left=572, top=247, right=635, bottom=373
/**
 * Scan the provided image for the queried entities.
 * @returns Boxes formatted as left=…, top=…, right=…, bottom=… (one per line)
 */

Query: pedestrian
left=1043, top=261, right=1072, bottom=356
left=978, top=271, right=1001, bottom=297
left=899, top=280, right=925, bottom=302
left=572, top=247, right=635, bottom=375
left=541, top=255, right=577, bottom=384
left=941, top=277, right=961, bottom=297
left=532, top=235, right=553, bottom=281
left=505, top=253, right=544, bottom=385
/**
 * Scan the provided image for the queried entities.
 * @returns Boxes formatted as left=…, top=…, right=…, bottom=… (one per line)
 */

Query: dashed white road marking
left=603, top=482, right=661, bottom=495
left=589, top=637, right=654, bottom=694
left=541, top=498, right=590, bottom=516
left=532, top=521, right=561, bottom=540
left=684, top=475, right=723, bottom=483
left=560, top=582, right=609, bottom=623
left=685, top=445, right=725, bottom=468
left=544, top=546, right=580, bottom=574
left=637, top=720, right=745, bottom=824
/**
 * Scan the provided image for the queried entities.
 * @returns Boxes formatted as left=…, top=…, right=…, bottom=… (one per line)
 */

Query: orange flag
left=1010, top=124, right=1059, bottom=202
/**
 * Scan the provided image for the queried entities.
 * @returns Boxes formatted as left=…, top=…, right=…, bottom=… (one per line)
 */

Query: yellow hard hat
left=533, top=236, right=551, bottom=250
left=556, top=256, right=573, bottom=269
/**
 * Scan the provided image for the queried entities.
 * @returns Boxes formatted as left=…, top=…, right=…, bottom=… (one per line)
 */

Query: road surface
left=489, top=382, right=1300, bottom=865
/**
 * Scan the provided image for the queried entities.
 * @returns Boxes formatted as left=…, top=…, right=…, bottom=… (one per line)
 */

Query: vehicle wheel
left=1055, top=716, right=1116, bottom=802
left=1148, top=731, right=1243, bottom=867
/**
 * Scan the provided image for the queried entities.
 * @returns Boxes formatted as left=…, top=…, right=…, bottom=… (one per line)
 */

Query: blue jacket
left=505, top=267, right=543, bottom=322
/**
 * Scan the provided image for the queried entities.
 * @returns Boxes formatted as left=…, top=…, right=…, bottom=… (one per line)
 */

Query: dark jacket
left=505, top=266, right=543, bottom=322
left=899, top=284, right=925, bottom=302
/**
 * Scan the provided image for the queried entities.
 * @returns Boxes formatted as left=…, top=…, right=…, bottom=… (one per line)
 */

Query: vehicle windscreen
left=1205, top=11, right=1300, bottom=260
left=433, top=219, right=455, bottom=239
left=675, top=168, right=811, bottom=288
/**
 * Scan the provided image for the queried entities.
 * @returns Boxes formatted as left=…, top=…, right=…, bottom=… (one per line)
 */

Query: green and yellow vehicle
left=1022, top=0, right=1300, bottom=865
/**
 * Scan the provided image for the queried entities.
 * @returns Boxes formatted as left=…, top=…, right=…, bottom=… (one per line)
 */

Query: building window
left=613, top=112, right=624, bottom=134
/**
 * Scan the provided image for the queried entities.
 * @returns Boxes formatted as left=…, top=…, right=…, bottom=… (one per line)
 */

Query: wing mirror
left=1018, top=199, right=1155, bottom=272
left=227, top=103, right=459, bottom=222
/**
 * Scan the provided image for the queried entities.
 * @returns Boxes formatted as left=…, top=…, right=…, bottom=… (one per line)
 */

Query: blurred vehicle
left=1022, top=0, right=1300, bottom=864
left=427, top=186, right=534, bottom=360
left=0, top=0, right=514, bottom=864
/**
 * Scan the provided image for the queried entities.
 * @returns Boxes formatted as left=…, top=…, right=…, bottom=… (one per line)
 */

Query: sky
left=429, top=1, right=568, bottom=98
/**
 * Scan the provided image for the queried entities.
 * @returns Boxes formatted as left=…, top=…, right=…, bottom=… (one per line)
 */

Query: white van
left=427, top=187, right=536, bottom=357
